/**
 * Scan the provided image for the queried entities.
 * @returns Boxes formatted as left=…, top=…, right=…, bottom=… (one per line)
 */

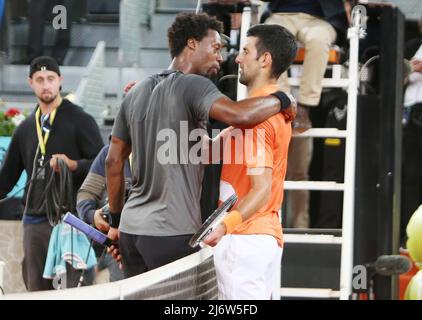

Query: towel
left=43, top=222, right=97, bottom=280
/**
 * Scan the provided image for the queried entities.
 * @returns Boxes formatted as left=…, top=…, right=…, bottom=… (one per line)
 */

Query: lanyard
left=35, top=106, right=58, bottom=160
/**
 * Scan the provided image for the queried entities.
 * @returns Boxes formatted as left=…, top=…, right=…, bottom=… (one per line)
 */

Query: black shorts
left=119, top=232, right=198, bottom=278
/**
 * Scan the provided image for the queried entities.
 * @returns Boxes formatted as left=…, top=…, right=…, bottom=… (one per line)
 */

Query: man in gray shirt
left=106, top=12, right=295, bottom=278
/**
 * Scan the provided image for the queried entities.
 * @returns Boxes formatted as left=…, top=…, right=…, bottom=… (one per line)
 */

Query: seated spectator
left=261, top=0, right=349, bottom=228
left=401, top=16, right=422, bottom=245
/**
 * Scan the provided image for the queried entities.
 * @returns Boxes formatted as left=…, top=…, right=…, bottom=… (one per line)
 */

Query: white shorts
left=213, top=234, right=283, bottom=300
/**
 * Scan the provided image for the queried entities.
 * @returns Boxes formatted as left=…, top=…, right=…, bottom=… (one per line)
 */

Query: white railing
left=236, top=7, right=251, bottom=101
left=339, top=5, right=367, bottom=300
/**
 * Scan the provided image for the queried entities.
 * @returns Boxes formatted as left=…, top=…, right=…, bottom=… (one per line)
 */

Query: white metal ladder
left=283, top=6, right=367, bottom=300
left=237, top=6, right=367, bottom=300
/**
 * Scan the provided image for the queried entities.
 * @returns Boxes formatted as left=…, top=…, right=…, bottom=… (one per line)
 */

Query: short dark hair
left=246, top=24, right=297, bottom=79
left=168, top=12, right=223, bottom=59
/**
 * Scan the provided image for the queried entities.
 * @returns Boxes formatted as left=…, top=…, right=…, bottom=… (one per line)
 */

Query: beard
left=203, top=67, right=219, bottom=79
left=38, top=92, right=57, bottom=104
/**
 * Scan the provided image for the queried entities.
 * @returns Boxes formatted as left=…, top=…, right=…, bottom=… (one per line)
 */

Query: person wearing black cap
left=0, top=56, right=104, bottom=291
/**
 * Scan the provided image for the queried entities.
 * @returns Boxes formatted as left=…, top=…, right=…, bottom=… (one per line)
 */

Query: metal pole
left=195, top=0, right=202, bottom=14
left=340, top=5, right=366, bottom=300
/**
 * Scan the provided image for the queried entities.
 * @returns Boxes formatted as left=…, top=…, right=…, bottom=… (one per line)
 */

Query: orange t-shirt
left=219, top=84, right=292, bottom=247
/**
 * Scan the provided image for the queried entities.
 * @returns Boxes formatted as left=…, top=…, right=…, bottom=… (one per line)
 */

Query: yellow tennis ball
left=407, top=205, right=422, bottom=239
left=406, top=205, right=422, bottom=268
left=407, top=236, right=422, bottom=270
left=404, top=270, right=422, bottom=300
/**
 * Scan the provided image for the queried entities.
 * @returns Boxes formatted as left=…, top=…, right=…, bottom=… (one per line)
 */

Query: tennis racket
left=189, top=193, right=238, bottom=248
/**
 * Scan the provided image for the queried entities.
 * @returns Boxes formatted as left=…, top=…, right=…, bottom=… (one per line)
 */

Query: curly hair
left=168, top=13, right=223, bottom=59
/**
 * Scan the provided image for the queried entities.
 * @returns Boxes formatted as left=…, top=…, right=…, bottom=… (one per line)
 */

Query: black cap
left=29, top=56, right=61, bottom=78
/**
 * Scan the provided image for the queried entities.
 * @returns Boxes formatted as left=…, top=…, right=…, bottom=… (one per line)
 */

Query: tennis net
left=0, top=247, right=217, bottom=300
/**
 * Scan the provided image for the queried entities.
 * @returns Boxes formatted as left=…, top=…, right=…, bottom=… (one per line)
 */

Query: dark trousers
left=22, top=221, right=54, bottom=291
left=22, top=220, right=93, bottom=291
left=119, top=232, right=198, bottom=279
left=27, top=0, right=72, bottom=63
left=401, top=103, right=422, bottom=243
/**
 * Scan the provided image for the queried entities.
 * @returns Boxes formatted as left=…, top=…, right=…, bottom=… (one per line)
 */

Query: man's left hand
left=411, top=59, right=422, bottom=73
left=94, top=208, right=110, bottom=232
left=203, top=223, right=226, bottom=247
left=50, top=154, right=78, bottom=172
left=281, top=103, right=297, bottom=123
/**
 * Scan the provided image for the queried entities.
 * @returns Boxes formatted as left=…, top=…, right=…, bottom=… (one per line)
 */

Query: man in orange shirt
left=204, top=24, right=297, bottom=299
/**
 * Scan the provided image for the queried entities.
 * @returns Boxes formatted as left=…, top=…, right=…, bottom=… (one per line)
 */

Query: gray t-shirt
left=112, top=70, right=225, bottom=236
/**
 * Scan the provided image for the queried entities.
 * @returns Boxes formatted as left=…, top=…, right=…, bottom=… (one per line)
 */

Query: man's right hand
left=203, top=223, right=226, bottom=247
left=107, top=227, right=121, bottom=262
left=94, top=208, right=110, bottom=233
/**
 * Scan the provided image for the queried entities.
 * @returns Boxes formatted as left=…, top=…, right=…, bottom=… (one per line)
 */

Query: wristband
left=222, top=210, right=243, bottom=234
left=271, top=91, right=293, bottom=111
left=109, top=211, right=121, bottom=228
